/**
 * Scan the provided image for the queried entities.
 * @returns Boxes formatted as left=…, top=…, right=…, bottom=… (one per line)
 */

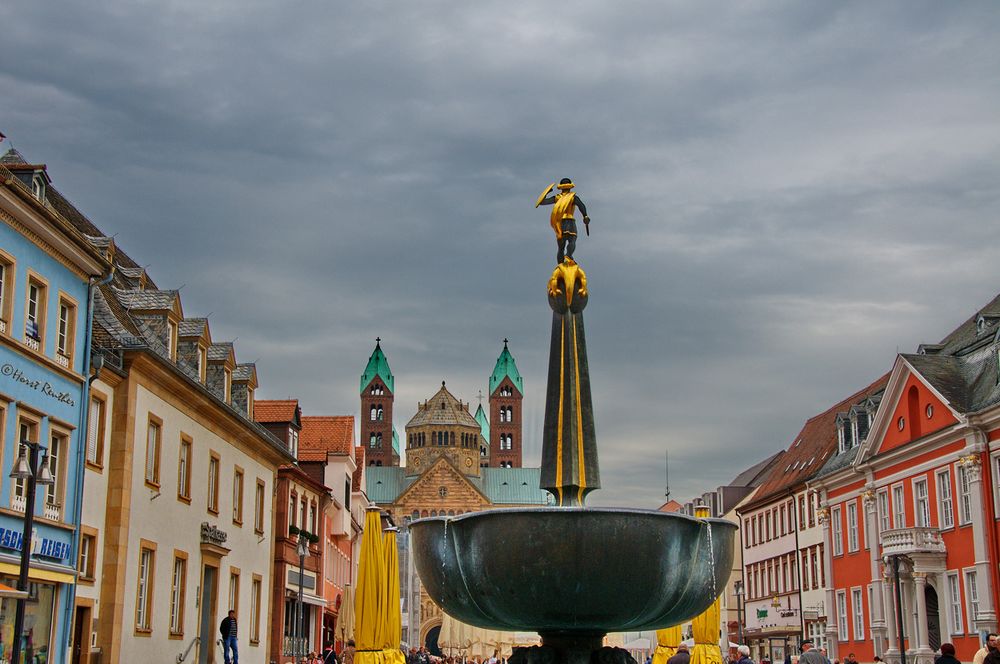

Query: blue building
left=0, top=147, right=109, bottom=662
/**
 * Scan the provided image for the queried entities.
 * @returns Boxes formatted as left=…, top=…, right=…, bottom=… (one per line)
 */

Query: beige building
left=78, top=242, right=294, bottom=664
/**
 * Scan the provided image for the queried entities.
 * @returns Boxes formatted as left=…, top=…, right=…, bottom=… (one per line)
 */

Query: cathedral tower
left=360, top=339, right=397, bottom=466
left=489, top=339, right=523, bottom=468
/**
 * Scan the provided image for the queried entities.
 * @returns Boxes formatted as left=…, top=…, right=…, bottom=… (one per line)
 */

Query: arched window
left=450, top=431, right=455, bottom=446
left=412, top=510, right=420, bottom=520
left=421, top=510, right=429, bottom=517
left=448, top=510, right=455, bottom=516
left=375, top=460, right=383, bottom=467
left=907, top=385, right=922, bottom=439
left=376, top=405, right=384, bottom=421
left=370, top=406, right=378, bottom=421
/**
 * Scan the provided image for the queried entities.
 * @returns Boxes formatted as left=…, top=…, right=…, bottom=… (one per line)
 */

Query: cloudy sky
left=3, top=1, right=1000, bottom=508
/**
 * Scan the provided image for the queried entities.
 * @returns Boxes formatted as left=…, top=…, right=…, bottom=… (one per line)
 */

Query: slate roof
left=299, top=416, right=355, bottom=461
left=233, top=363, right=256, bottom=383
left=178, top=318, right=208, bottom=338
left=254, top=399, right=300, bottom=423
left=936, top=292, right=1000, bottom=356
left=730, top=450, right=785, bottom=487
left=743, top=373, right=889, bottom=511
left=489, top=341, right=523, bottom=395
left=113, top=287, right=178, bottom=311
left=474, top=404, right=490, bottom=445
left=406, top=383, right=480, bottom=428
left=360, top=340, right=394, bottom=394
left=207, top=342, right=235, bottom=362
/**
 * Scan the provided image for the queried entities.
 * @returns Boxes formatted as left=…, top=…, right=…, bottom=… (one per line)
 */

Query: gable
left=395, top=457, right=490, bottom=509
left=874, top=369, right=959, bottom=456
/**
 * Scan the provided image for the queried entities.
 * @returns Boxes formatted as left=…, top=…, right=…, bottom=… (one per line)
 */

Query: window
left=169, top=553, right=187, bottom=635
left=46, top=430, right=66, bottom=512
left=145, top=417, right=161, bottom=486
left=798, top=495, right=806, bottom=530
left=250, top=575, right=262, bottom=644
left=135, top=542, right=156, bottom=632
left=254, top=479, right=266, bottom=534
left=300, top=497, right=308, bottom=534
left=937, top=469, right=954, bottom=529
left=208, top=453, right=220, bottom=513
left=228, top=569, right=240, bottom=611
left=289, top=428, right=299, bottom=457
left=914, top=477, right=930, bottom=527
left=197, top=345, right=207, bottom=382
left=877, top=489, right=890, bottom=534
left=178, top=437, right=192, bottom=501
left=832, top=506, right=843, bottom=556
left=965, top=570, right=980, bottom=633
left=289, top=492, right=297, bottom=530
left=86, top=395, right=106, bottom=468
left=309, top=501, right=317, bottom=535
left=56, top=297, right=76, bottom=361
left=0, top=253, right=14, bottom=333
left=224, top=367, right=232, bottom=403
left=958, top=465, right=973, bottom=525
left=167, top=320, right=177, bottom=361
left=233, top=467, right=244, bottom=525
left=948, top=572, right=963, bottom=635
left=78, top=529, right=97, bottom=581
left=247, top=388, right=254, bottom=418
left=847, top=502, right=859, bottom=552
left=24, top=277, right=46, bottom=345
left=856, top=411, right=870, bottom=444
left=780, top=504, right=787, bottom=536
left=852, top=588, right=864, bottom=640
left=808, top=492, right=816, bottom=527
left=892, top=484, right=905, bottom=528
left=836, top=590, right=848, bottom=641
left=13, top=417, right=38, bottom=501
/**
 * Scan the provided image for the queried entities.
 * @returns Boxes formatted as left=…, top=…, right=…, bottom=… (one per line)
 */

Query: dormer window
left=167, top=320, right=177, bottom=361
left=224, top=367, right=232, bottom=403
left=31, top=174, right=45, bottom=201
left=289, top=428, right=299, bottom=457
left=247, top=388, right=254, bottom=418
left=855, top=411, right=870, bottom=444
left=197, top=345, right=207, bottom=382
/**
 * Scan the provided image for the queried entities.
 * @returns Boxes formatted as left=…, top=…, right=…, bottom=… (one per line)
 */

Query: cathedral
left=361, top=340, right=549, bottom=651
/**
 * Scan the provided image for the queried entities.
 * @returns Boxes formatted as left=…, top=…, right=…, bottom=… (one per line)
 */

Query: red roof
left=352, top=447, right=365, bottom=491
left=299, top=416, right=354, bottom=461
left=658, top=500, right=684, bottom=513
left=743, top=373, right=889, bottom=511
left=254, top=399, right=299, bottom=423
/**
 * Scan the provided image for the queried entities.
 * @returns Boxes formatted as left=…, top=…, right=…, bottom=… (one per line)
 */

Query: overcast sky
left=3, top=1, right=1000, bottom=508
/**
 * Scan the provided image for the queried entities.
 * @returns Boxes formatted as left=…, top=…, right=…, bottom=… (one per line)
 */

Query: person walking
left=667, top=644, right=691, bottom=664
left=797, top=640, right=824, bottom=664
left=344, top=639, right=356, bottom=664
left=976, top=634, right=1000, bottom=664
left=735, top=645, right=754, bottom=664
left=938, top=643, right=962, bottom=664
left=219, top=610, right=239, bottom=664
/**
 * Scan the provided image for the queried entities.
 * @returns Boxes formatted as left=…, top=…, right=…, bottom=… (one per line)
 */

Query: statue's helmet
left=557, top=178, right=575, bottom=191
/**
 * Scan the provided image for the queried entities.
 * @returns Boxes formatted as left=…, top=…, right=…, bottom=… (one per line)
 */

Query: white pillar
left=913, top=573, right=931, bottom=652
left=819, top=507, right=839, bottom=661
left=864, top=489, right=887, bottom=656
left=884, top=571, right=899, bottom=658
left=960, top=451, right=998, bottom=632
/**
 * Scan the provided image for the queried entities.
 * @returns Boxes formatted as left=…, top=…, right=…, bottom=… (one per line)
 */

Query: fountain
left=410, top=188, right=736, bottom=664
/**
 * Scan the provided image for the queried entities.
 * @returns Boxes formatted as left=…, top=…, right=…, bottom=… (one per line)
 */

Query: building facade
left=0, top=149, right=109, bottom=664
left=360, top=341, right=397, bottom=467
left=488, top=340, right=523, bottom=468
left=817, top=292, right=1000, bottom=664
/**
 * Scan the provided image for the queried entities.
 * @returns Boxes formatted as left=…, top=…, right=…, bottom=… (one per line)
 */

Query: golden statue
left=536, top=178, right=591, bottom=264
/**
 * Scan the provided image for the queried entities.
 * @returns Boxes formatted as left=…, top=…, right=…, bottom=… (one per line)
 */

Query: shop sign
left=756, top=608, right=768, bottom=619
left=201, top=522, right=228, bottom=546
left=0, top=526, right=70, bottom=560
left=1, top=362, right=76, bottom=407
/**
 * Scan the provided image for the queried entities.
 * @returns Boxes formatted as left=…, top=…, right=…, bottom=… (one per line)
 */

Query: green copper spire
left=489, top=339, right=523, bottom=396
left=360, top=338, right=394, bottom=394
left=474, top=402, right=490, bottom=445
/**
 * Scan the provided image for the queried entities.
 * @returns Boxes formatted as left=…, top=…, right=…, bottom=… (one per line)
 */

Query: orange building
left=813, top=292, right=1000, bottom=664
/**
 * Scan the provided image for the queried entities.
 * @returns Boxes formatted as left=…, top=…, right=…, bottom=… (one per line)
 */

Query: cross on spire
left=376, top=336, right=381, bottom=344
left=503, top=337, right=509, bottom=347
left=478, top=390, right=484, bottom=406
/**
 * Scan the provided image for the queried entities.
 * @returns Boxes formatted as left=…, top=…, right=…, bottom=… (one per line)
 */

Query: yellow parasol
left=355, top=507, right=387, bottom=664
left=651, top=625, right=683, bottom=664
left=689, top=598, right=723, bottom=664
left=339, top=584, right=356, bottom=645
left=383, top=527, right=406, bottom=664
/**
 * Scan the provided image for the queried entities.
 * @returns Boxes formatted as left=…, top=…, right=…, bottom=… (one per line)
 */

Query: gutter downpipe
left=63, top=268, right=114, bottom=656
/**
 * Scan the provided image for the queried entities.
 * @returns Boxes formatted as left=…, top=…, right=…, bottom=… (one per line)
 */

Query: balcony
left=283, top=636, right=308, bottom=657
left=24, top=336, right=39, bottom=352
left=10, top=495, right=25, bottom=513
left=43, top=502, right=61, bottom=521
left=55, top=353, right=69, bottom=369
left=880, top=527, right=945, bottom=556
left=0, top=319, right=6, bottom=334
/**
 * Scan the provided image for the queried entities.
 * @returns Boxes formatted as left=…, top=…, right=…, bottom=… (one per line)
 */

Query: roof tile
left=300, top=416, right=355, bottom=457
left=254, top=399, right=299, bottom=423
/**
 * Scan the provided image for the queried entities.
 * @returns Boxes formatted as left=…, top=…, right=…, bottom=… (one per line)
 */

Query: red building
left=814, top=293, right=1000, bottom=664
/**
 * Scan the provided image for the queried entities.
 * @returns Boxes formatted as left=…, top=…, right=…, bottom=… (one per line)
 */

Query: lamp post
left=9, top=439, right=55, bottom=664
left=734, top=580, right=744, bottom=646
left=297, top=535, right=309, bottom=664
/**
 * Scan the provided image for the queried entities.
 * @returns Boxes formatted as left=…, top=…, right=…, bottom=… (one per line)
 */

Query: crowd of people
left=654, top=636, right=994, bottom=664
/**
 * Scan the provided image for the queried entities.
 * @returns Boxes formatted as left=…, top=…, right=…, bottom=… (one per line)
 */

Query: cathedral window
left=370, top=432, right=382, bottom=448
left=370, top=406, right=377, bottom=421
left=376, top=405, right=384, bottom=421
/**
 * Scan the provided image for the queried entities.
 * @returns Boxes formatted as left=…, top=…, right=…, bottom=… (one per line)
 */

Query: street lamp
left=734, top=580, right=744, bottom=646
left=297, top=535, right=309, bottom=664
left=9, top=440, right=54, bottom=664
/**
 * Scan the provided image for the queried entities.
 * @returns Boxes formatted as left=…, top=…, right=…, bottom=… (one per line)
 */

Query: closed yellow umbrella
left=689, top=598, right=723, bottom=664
left=355, top=507, right=387, bottom=664
left=339, top=584, right=355, bottom=646
left=383, top=527, right=406, bottom=664
left=652, top=625, right=683, bottom=664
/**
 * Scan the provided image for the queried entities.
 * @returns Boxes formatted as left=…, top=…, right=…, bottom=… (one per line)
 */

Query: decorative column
left=818, top=506, right=839, bottom=661
left=883, top=563, right=899, bottom=661
left=912, top=572, right=931, bottom=655
left=959, top=451, right=998, bottom=632
left=864, top=488, right=887, bottom=656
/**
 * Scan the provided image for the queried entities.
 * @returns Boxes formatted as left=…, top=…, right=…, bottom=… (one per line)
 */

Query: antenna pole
left=664, top=449, right=670, bottom=501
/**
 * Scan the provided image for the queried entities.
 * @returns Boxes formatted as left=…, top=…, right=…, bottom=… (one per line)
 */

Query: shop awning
left=0, top=561, right=76, bottom=585
left=286, top=590, right=328, bottom=608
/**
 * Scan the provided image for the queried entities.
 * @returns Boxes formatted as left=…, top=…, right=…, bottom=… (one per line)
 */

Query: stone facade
left=361, top=375, right=395, bottom=466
